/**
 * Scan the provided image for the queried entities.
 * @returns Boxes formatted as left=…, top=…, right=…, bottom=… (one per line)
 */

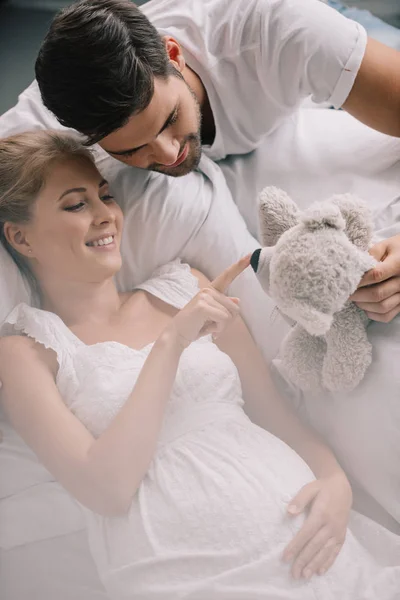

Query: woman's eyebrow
left=58, top=179, right=108, bottom=201
left=58, top=187, right=86, bottom=201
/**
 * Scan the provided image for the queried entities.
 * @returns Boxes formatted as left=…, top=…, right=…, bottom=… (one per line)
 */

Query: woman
left=0, top=131, right=398, bottom=599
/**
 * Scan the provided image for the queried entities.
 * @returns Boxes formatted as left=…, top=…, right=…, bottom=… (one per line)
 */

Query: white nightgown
left=4, top=260, right=400, bottom=600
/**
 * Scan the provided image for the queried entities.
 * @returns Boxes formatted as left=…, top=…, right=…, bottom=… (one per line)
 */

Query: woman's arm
left=0, top=260, right=247, bottom=517
left=0, top=332, right=183, bottom=516
left=192, top=269, right=342, bottom=479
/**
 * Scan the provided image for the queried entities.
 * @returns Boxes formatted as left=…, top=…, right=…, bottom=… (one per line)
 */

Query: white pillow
left=0, top=247, right=29, bottom=324
left=219, top=108, right=400, bottom=239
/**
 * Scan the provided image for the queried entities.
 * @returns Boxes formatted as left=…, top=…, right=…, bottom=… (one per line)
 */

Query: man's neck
left=183, top=64, right=216, bottom=146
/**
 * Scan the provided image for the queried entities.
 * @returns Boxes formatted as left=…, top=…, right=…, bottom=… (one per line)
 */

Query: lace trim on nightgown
left=135, top=259, right=200, bottom=309
left=0, top=302, right=82, bottom=390
left=0, top=260, right=200, bottom=361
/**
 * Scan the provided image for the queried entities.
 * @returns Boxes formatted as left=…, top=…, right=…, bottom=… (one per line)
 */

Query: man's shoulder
left=141, top=0, right=265, bottom=44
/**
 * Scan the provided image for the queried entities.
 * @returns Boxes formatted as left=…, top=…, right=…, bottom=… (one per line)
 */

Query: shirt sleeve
left=258, top=0, right=368, bottom=110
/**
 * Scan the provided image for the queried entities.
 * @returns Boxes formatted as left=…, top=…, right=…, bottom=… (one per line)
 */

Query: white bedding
left=1, top=100, right=400, bottom=598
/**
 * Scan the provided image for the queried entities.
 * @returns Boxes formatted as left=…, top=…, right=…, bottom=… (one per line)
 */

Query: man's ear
left=3, top=222, right=32, bottom=258
left=163, top=36, right=186, bottom=73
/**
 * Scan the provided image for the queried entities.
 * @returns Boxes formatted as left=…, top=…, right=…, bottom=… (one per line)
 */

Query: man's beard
left=150, top=133, right=202, bottom=177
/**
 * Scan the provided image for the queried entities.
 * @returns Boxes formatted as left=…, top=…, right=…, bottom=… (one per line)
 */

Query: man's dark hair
left=35, top=0, right=173, bottom=145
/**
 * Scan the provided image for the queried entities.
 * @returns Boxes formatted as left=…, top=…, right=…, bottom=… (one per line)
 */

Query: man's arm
left=344, top=38, right=400, bottom=137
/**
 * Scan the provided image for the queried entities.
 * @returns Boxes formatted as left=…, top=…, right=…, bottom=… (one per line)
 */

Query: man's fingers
left=368, top=239, right=388, bottom=263
left=366, top=304, right=400, bottom=323
left=356, top=292, right=400, bottom=315
left=211, top=254, right=251, bottom=293
left=352, top=276, right=400, bottom=303
left=357, top=253, right=399, bottom=288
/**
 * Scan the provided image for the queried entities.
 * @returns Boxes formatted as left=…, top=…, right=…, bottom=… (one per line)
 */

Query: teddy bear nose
left=250, top=249, right=262, bottom=272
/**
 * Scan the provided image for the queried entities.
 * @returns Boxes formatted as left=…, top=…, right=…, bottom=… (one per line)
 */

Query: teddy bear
left=250, top=187, right=377, bottom=393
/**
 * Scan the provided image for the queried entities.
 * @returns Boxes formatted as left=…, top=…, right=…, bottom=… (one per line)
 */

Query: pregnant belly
left=84, top=419, right=315, bottom=594
left=133, top=419, right=315, bottom=556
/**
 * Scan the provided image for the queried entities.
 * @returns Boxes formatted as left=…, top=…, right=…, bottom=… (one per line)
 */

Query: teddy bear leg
left=281, top=325, right=327, bottom=392
left=323, top=304, right=372, bottom=392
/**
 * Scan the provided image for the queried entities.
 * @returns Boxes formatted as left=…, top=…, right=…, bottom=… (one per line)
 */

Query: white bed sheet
left=219, top=107, right=400, bottom=239
left=1, top=106, right=400, bottom=598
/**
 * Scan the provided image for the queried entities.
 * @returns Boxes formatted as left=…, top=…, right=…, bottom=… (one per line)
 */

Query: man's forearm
left=344, top=38, right=400, bottom=137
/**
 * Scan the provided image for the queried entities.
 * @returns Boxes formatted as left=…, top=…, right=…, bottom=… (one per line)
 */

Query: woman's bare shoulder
left=0, top=335, right=58, bottom=377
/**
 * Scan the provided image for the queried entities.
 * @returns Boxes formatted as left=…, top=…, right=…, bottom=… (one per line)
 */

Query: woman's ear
left=163, top=36, right=186, bottom=72
left=3, top=222, right=32, bottom=258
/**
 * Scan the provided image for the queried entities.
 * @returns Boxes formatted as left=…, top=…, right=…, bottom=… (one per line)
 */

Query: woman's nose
left=149, top=134, right=180, bottom=166
left=93, top=202, right=115, bottom=226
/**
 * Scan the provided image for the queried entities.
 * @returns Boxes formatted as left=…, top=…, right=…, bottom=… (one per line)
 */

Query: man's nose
left=149, top=134, right=180, bottom=166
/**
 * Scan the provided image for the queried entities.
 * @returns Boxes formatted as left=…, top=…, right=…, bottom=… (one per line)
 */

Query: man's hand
left=351, top=234, right=400, bottom=323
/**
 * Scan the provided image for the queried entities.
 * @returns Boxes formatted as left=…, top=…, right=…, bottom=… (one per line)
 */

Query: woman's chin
left=89, top=254, right=122, bottom=278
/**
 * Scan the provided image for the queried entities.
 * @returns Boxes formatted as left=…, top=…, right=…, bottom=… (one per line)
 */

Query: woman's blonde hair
left=0, top=130, right=95, bottom=298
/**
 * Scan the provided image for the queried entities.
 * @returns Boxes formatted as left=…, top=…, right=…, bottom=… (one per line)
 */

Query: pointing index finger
left=211, top=254, right=251, bottom=293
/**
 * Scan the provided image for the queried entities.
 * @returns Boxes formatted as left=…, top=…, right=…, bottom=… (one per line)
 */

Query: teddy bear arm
left=281, top=324, right=326, bottom=392
left=322, top=304, right=372, bottom=392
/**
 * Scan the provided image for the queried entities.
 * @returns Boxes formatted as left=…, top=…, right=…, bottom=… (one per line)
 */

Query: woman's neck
left=39, top=276, right=122, bottom=328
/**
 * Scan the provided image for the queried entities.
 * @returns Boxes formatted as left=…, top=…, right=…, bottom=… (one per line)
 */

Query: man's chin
left=152, top=166, right=193, bottom=177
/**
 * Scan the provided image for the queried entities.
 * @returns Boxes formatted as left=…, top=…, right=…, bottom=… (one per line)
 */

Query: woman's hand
left=283, top=471, right=352, bottom=580
left=165, top=255, right=251, bottom=350
left=351, top=234, right=400, bottom=322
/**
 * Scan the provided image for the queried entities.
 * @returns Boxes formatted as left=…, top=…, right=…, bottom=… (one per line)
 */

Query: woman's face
left=15, top=157, right=124, bottom=284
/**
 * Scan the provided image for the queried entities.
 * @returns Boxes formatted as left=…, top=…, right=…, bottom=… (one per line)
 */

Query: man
left=36, top=0, right=400, bottom=174
left=34, top=0, right=400, bottom=321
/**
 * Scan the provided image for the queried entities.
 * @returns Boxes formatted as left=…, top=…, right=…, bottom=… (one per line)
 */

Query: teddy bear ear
left=329, top=194, right=373, bottom=251
left=302, top=202, right=345, bottom=231
left=258, top=187, right=300, bottom=246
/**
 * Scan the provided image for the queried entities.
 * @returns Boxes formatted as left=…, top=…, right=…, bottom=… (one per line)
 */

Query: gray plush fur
left=253, top=187, right=377, bottom=393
